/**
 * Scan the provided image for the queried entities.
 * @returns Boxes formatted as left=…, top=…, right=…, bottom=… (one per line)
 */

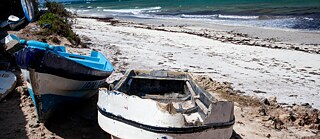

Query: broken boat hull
left=98, top=70, right=234, bottom=139
left=0, top=71, right=17, bottom=101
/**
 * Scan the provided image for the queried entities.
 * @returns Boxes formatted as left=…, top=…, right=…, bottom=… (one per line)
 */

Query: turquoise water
left=47, top=0, right=320, bottom=30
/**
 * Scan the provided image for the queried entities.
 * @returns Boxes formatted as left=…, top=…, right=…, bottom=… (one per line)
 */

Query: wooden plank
left=186, top=81, right=198, bottom=97
left=186, top=81, right=209, bottom=113
left=195, top=99, right=210, bottom=114
left=4, top=40, right=24, bottom=54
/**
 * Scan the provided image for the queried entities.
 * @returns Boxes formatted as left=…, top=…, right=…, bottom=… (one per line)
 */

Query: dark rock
left=278, top=102, right=289, bottom=105
left=260, top=98, right=270, bottom=105
left=253, top=90, right=267, bottom=94
left=51, top=37, right=61, bottom=44
left=235, top=90, right=245, bottom=94
left=309, top=71, right=320, bottom=75
left=266, top=134, right=271, bottom=138
left=301, top=103, right=313, bottom=109
left=81, top=35, right=91, bottom=42
left=273, top=117, right=284, bottom=130
left=289, top=95, right=298, bottom=97
left=29, top=123, right=40, bottom=128
left=258, top=105, right=268, bottom=116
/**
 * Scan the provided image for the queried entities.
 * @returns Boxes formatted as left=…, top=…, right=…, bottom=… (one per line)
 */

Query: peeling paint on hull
left=98, top=111, right=233, bottom=139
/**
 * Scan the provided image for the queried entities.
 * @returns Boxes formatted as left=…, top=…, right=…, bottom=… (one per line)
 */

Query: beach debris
left=253, top=90, right=267, bottom=94
left=101, top=19, right=320, bottom=54
left=193, top=75, right=320, bottom=131
left=41, top=23, right=52, bottom=29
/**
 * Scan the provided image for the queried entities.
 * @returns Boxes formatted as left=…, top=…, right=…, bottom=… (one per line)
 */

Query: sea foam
left=102, top=7, right=161, bottom=15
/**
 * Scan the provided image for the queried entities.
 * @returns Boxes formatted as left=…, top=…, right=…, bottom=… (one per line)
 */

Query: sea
left=43, top=0, right=320, bottom=31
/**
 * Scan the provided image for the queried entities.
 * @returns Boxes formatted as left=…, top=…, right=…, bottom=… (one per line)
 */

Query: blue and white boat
left=15, top=39, right=114, bottom=122
left=21, top=0, right=35, bottom=22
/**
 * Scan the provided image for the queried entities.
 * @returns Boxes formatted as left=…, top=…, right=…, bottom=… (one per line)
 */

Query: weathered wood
left=186, top=81, right=197, bottom=97
left=131, top=75, right=188, bottom=81
left=4, top=40, right=24, bottom=54
left=195, top=99, right=210, bottom=114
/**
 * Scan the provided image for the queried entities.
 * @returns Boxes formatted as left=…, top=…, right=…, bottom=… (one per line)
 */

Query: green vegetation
left=45, top=1, right=71, bottom=18
left=38, top=1, right=83, bottom=46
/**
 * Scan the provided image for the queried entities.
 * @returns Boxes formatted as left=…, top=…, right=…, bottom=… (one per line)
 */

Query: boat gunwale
left=15, top=47, right=113, bottom=81
left=97, top=106, right=235, bottom=133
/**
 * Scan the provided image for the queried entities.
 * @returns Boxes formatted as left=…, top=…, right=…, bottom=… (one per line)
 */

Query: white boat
left=98, top=70, right=235, bottom=139
left=8, top=16, right=25, bottom=30
left=8, top=15, right=20, bottom=22
left=0, top=71, right=17, bottom=101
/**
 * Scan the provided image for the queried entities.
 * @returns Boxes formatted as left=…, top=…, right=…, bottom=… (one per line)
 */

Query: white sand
left=73, top=18, right=320, bottom=109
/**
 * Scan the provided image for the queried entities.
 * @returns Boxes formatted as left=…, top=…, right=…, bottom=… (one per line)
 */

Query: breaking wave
left=102, top=7, right=161, bottom=15
left=180, top=14, right=259, bottom=20
left=217, top=14, right=259, bottom=20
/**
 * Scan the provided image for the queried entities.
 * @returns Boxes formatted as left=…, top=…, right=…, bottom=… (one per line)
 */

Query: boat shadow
left=0, top=31, right=29, bottom=138
left=0, top=84, right=28, bottom=139
left=44, top=94, right=111, bottom=139
left=9, top=21, right=29, bottom=31
left=231, top=130, right=243, bottom=139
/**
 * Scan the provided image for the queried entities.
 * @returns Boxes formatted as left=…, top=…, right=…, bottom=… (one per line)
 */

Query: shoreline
left=85, top=15, right=320, bottom=53
left=116, top=16, right=320, bottom=54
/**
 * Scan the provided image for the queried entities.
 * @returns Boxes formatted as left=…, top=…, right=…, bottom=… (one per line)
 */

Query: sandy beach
left=1, top=16, right=320, bottom=139
left=74, top=17, right=320, bottom=109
